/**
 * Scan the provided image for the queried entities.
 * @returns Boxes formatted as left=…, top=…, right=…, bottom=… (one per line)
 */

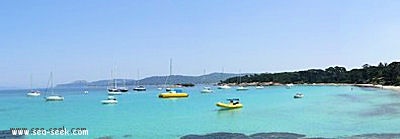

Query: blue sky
left=1, top=0, right=400, bottom=88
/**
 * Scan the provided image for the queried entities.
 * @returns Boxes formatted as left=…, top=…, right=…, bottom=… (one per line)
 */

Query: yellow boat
left=216, top=102, right=243, bottom=109
left=158, top=91, right=189, bottom=98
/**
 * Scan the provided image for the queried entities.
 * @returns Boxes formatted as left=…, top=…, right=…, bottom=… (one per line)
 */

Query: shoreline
left=220, top=82, right=400, bottom=93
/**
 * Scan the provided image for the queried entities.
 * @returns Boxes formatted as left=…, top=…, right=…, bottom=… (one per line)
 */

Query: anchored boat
left=216, top=98, right=243, bottom=109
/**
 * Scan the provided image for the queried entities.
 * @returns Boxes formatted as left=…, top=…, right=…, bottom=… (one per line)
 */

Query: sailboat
left=133, top=70, right=146, bottom=91
left=45, top=72, right=64, bottom=101
left=107, top=70, right=122, bottom=95
left=158, top=59, right=189, bottom=98
left=119, top=78, right=129, bottom=92
left=236, top=70, right=248, bottom=91
left=200, top=69, right=214, bottom=93
left=26, top=74, right=41, bottom=97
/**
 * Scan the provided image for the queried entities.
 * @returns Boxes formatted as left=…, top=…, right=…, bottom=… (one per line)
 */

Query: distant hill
left=56, top=73, right=239, bottom=88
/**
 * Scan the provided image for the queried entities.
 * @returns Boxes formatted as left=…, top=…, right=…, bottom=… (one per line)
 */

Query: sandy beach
left=355, top=84, right=400, bottom=92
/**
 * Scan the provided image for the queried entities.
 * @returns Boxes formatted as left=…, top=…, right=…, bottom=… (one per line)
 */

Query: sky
left=1, top=0, right=400, bottom=88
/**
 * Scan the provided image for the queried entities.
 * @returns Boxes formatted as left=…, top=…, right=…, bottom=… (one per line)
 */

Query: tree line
left=222, top=62, right=400, bottom=86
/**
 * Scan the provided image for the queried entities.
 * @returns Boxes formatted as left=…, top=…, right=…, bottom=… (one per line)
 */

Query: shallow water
left=1, top=85, right=400, bottom=139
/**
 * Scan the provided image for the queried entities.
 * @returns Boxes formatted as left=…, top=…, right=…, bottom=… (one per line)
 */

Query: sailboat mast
left=50, top=72, right=54, bottom=94
left=137, top=69, right=140, bottom=86
left=169, top=58, right=172, bottom=76
left=30, top=74, right=33, bottom=90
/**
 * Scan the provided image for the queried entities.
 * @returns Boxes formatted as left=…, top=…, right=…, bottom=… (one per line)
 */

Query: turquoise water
left=1, top=85, right=400, bottom=139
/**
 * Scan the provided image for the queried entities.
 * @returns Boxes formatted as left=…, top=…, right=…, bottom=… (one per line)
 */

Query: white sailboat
left=26, top=74, right=41, bottom=97
left=158, top=59, right=189, bottom=98
left=45, top=72, right=64, bottom=101
left=236, top=70, right=248, bottom=91
left=108, top=70, right=122, bottom=95
left=200, top=69, right=214, bottom=93
left=133, top=70, right=146, bottom=91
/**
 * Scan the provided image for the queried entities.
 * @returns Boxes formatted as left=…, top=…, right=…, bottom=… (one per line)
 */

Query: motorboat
left=294, top=93, right=304, bottom=99
left=216, top=98, right=243, bottom=109
left=200, top=87, right=213, bottom=93
left=133, top=86, right=146, bottom=91
left=101, top=96, right=118, bottom=104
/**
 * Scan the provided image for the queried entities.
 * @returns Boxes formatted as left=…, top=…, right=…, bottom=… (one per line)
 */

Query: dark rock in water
left=95, top=136, right=113, bottom=139
left=123, top=134, right=133, bottom=138
left=347, top=133, right=400, bottom=139
left=301, top=137, right=334, bottom=139
left=250, top=132, right=306, bottom=139
left=181, top=132, right=250, bottom=139
left=0, top=130, right=24, bottom=139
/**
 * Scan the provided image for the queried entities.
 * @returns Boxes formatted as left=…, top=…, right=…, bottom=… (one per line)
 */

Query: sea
left=1, top=85, right=400, bottom=139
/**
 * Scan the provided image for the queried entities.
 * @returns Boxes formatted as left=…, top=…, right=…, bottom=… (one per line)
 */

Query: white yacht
left=101, top=96, right=118, bottom=104
left=200, top=87, right=213, bottom=93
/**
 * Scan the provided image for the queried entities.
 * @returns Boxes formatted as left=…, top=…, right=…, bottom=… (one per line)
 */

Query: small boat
left=294, top=93, right=304, bottom=99
left=27, top=90, right=41, bottom=97
left=83, top=91, right=89, bottom=94
left=159, top=88, right=189, bottom=98
left=216, top=98, right=243, bottom=109
left=236, top=86, right=249, bottom=91
left=133, top=86, right=146, bottom=91
left=217, top=85, right=231, bottom=89
left=101, top=96, right=118, bottom=104
left=255, top=86, right=264, bottom=89
left=286, top=83, right=294, bottom=89
left=45, top=72, right=64, bottom=101
left=200, top=87, right=213, bottom=93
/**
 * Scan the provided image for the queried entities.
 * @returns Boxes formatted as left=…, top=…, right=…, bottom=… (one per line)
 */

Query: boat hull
left=158, top=92, right=189, bottom=98
left=108, top=91, right=123, bottom=95
left=201, top=90, right=213, bottom=93
left=101, top=100, right=118, bottom=104
left=27, top=93, right=40, bottom=97
left=133, top=88, right=146, bottom=91
left=236, top=87, right=249, bottom=91
left=45, top=96, right=64, bottom=101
